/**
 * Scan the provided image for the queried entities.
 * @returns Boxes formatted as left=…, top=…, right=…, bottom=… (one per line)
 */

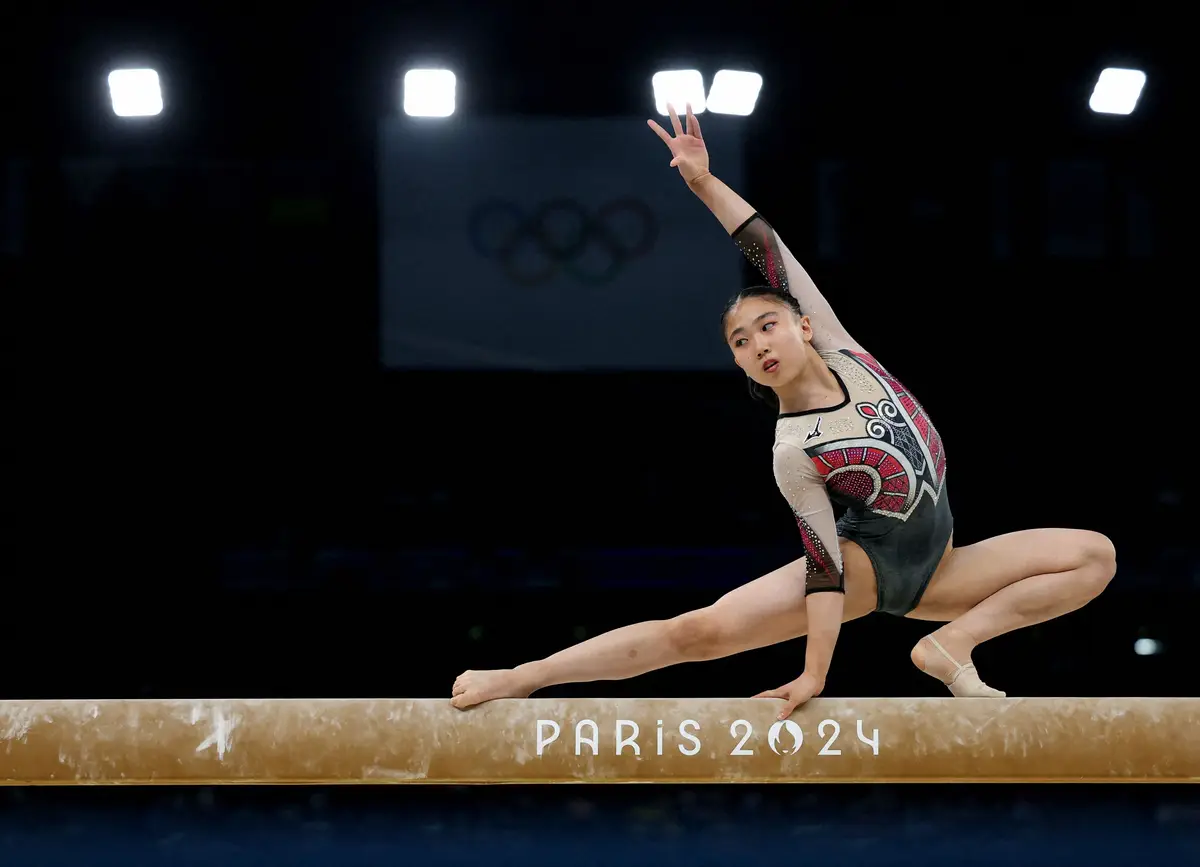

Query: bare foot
left=910, top=627, right=1005, bottom=698
left=451, top=668, right=535, bottom=710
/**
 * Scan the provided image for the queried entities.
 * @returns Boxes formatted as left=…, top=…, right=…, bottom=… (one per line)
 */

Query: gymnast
left=452, top=103, right=1117, bottom=719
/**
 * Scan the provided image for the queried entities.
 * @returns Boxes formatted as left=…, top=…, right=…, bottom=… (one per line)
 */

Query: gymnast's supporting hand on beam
left=452, top=104, right=1116, bottom=717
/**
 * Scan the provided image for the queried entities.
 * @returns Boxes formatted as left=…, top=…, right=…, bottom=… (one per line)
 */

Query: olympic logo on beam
left=466, top=197, right=658, bottom=287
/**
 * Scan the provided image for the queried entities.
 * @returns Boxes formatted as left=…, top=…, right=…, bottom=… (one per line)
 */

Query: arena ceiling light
left=705, top=70, right=763, bottom=116
left=1134, top=637, right=1162, bottom=656
left=403, top=68, right=457, bottom=117
left=1088, top=67, right=1146, bottom=115
left=108, top=68, right=163, bottom=118
left=651, top=69, right=706, bottom=115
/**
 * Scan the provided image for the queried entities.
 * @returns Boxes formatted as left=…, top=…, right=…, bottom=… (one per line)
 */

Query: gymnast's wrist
left=800, top=670, right=827, bottom=694
left=686, top=171, right=714, bottom=193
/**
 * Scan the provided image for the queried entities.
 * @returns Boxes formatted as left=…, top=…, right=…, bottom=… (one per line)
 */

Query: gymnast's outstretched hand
left=755, top=672, right=825, bottom=720
left=646, top=102, right=710, bottom=185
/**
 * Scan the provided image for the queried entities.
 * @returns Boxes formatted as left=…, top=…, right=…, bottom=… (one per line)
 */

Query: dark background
left=2, top=3, right=1194, bottom=865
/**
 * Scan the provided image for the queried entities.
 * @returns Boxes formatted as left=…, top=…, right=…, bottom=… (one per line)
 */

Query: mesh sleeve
left=731, top=212, right=861, bottom=354
left=773, top=442, right=845, bottom=595
left=731, top=212, right=790, bottom=293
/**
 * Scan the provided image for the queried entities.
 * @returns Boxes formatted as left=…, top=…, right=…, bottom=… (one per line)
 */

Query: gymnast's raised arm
left=647, top=103, right=862, bottom=354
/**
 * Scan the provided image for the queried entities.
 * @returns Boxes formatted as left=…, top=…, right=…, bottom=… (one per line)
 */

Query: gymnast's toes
left=452, top=671, right=472, bottom=696
left=450, top=669, right=530, bottom=710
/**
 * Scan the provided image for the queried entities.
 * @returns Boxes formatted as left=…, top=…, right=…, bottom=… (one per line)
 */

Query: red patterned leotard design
left=770, top=349, right=948, bottom=595
left=732, top=212, right=949, bottom=597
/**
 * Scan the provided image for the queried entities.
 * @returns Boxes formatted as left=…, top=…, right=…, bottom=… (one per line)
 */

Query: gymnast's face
left=724, top=296, right=814, bottom=387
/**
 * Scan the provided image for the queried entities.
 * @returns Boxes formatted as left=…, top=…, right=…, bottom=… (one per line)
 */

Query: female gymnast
left=452, top=104, right=1117, bottom=719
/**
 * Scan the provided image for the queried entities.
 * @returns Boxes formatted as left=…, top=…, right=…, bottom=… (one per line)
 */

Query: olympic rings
left=466, top=197, right=658, bottom=287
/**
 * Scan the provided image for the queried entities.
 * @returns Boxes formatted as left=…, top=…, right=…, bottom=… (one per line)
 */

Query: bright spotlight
left=1088, top=67, right=1146, bottom=115
left=108, top=68, right=163, bottom=118
left=651, top=69, right=706, bottom=116
left=706, top=70, right=763, bottom=116
left=403, top=68, right=456, bottom=118
left=1133, top=638, right=1162, bottom=656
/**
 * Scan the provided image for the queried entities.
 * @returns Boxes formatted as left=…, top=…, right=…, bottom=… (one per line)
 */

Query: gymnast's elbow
left=804, top=586, right=846, bottom=617
left=805, top=585, right=846, bottom=597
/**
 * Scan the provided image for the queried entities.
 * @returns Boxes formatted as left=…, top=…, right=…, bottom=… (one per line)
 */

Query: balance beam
left=1, top=698, right=1196, bottom=784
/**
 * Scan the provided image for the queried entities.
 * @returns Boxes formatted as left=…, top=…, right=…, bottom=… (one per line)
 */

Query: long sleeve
left=772, top=441, right=845, bottom=595
left=731, top=213, right=862, bottom=354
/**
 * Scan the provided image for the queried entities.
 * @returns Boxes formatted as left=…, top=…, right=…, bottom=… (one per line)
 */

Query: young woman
left=451, top=104, right=1116, bottom=720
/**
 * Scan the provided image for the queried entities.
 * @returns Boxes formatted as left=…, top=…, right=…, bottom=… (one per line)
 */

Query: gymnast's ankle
left=512, top=661, right=548, bottom=694
left=910, top=628, right=1005, bottom=698
left=910, top=627, right=977, bottom=681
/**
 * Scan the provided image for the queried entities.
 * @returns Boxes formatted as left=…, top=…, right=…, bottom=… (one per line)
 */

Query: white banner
left=378, top=116, right=746, bottom=369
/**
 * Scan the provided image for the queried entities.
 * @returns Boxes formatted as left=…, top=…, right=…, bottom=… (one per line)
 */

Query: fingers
left=686, top=102, right=703, bottom=140
left=646, top=118, right=674, bottom=147
left=667, top=103, right=684, bottom=137
left=758, top=688, right=810, bottom=718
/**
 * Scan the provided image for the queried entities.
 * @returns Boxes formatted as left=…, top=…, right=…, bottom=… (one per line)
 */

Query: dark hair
left=720, top=285, right=805, bottom=411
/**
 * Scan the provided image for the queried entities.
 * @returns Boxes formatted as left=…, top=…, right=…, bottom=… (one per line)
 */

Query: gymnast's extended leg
left=451, top=544, right=879, bottom=709
left=907, top=528, right=1117, bottom=695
